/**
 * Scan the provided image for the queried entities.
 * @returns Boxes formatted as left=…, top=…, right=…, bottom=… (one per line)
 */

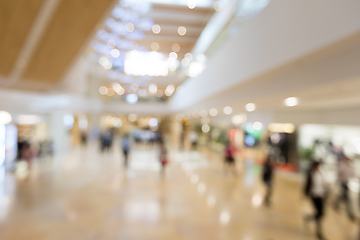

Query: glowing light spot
left=99, top=86, right=108, bottom=95
left=202, top=124, right=210, bottom=133
left=152, top=24, right=161, bottom=34
left=246, top=103, right=256, bottom=112
left=151, top=42, right=160, bottom=51
left=224, top=106, right=232, bottom=115
left=172, top=43, right=180, bottom=52
left=209, top=108, right=218, bottom=116
left=178, top=26, right=187, bottom=36
left=253, top=122, right=262, bottom=130
left=285, top=97, right=298, bottom=107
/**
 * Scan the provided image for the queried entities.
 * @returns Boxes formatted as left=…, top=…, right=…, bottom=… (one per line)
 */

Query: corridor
left=0, top=144, right=357, bottom=240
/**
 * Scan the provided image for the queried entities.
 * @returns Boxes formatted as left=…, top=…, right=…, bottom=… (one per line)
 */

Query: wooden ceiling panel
left=0, top=0, right=44, bottom=76
left=22, top=0, right=114, bottom=84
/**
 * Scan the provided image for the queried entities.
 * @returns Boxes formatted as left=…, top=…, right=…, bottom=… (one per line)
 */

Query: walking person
left=262, top=156, right=274, bottom=206
left=224, top=142, right=237, bottom=175
left=159, top=142, right=168, bottom=178
left=333, top=156, right=356, bottom=221
left=304, top=161, right=328, bottom=240
left=121, top=134, right=131, bottom=168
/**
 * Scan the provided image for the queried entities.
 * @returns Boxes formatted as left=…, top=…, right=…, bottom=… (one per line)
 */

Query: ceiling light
left=165, top=84, right=175, bottom=96
left=232, top=114, right=246, bottom=125
left=152, top=24, right=161, bottom=34
left=126, top=94, right=138, bottom=104
left=253, top=122, right=262, bottom=130
left=284, top=97, right=298, bottom=107
left=128, top=114, right=137, bottom=122
left=165, top=90, right=174, bottom=97
left=178, top=26, right=187, bottom=36
left=169, top=52, right=177, bottom=59
left=125, top=22, right=135, bottom=32
left=151, top=42, right=159, bottom=51
left=156, top=89, right=163, bottom=97
left=107, top=39, right=116, bottom=48
left=116, top=87, right=125, bottom=95
left=149, top=84, right=157, bottom=94
left=99, top=57, right=108, bottom=66
left=245, top=103, right=256, bottom=112
left=99, top=86, right=108, bottom=95
left=214, top=1, right=223, bottom=11
left=149, top=118, right=158, bottom=127
left=110, top=49, right=120, bottom=58
left=202, top=124, right=210, bottom=133
left=172, top=43, right=180, bottom=52
left=0, top=111, right=12, bottom=124
left=112, top=117, right=122, bottom=128
left=220, top=211, right=230, bottom=225
left=188, top=62, right=205, bottom=77
left=185, top=53, right=193, bottom=61
left=188, top=0, right=196, bottom=9
left=209, top=108, right=218, bottom=116
left=107, top=88, right=114, bottom=96
left=103, top=61, right=112, bottom=70
left=223, top=106, right=232, bottom=115
left=112, top=83, right=121, bottom=92
left=196, top=53, right=206, bottom=62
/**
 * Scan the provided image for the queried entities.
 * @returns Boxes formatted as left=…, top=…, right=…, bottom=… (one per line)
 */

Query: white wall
left=170, top=0, right=360, bottom=111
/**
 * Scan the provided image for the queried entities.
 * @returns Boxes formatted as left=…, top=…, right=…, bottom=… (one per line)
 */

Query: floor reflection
left=0, top=144, right=357, bottom=239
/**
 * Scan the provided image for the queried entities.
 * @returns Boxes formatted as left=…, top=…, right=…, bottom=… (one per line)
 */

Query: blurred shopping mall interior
left=1, top=0, right=360, bottom=239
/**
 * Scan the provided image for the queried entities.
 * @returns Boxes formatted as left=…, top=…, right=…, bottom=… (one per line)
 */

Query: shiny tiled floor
left=0, top=143, right=358, bottom=239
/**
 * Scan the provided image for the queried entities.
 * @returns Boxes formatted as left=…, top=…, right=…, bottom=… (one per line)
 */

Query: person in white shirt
left=333, top=156, right=356, bottom=221
left=304, top=161, right=327, bottom=240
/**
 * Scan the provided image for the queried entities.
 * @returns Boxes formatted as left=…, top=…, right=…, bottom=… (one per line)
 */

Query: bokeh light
left=246, top=103, right=256, bottom=112
left=209, top=108, right=218, bottom=116
left=223, top=106, right=232, bottom=115
left=178, top=26, right=187, bottom=36
left=152, top=24, right=161, bottom=34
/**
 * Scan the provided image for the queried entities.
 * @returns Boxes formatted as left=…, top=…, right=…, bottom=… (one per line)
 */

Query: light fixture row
left=176, top=97, right=299, bottom=120
left=152, top=24, right=187, bottom=36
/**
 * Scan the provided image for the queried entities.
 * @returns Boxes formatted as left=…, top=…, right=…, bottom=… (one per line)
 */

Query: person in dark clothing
left=121, top=134, right=131, bottom=168
left=262, top=156, right=274, bottom=206
left=304, top=161, right=327, bottom=240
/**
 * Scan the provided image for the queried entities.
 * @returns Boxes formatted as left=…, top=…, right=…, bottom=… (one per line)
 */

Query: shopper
left=262, top=156, right=274, bottom=206
left=304, top=161, right=328, bottom=240
left=224, top=142, right=236, bottom=175
left=159, top=142, right=168, bottom=178
left=333, top=156, right=356, bottom=221
left=188, top=130, right=198, bottom=150
left=121, top=134, right=131, bottom=168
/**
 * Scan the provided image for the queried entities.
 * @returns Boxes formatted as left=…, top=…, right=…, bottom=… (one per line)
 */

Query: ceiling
left=0, top=0, right=217, bottom=92
left=0, top=0, right=115, bottom=90
left=140, top=3, right=214, bottom=59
